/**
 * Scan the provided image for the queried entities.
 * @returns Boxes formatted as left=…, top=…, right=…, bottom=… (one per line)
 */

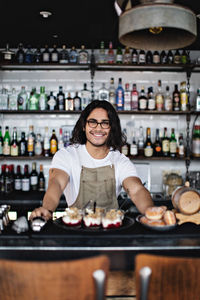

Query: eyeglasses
left=86, top=119, right=110, bottom=129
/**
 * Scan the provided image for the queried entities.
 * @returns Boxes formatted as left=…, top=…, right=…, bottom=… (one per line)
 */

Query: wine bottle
left=144, top=127, right=153, bottom=157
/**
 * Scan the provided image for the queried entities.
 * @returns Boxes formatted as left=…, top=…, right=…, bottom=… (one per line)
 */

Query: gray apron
left=72, top=164, right=118, bottom=209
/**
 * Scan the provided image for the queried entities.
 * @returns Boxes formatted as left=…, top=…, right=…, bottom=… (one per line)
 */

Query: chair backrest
left=135, top=253, right=200, bottom=300
left=0, top=255, right=110, bottom=300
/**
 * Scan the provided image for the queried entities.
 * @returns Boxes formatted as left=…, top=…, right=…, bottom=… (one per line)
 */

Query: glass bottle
left=39, top=86, right=47, bottom=111
left=116, top=78, right=124, bottom=111
left=169, top=128, right=177, bottom=157
left=160, top=50, right=167, bottom=64
left=42, top=45, right=50, bottom=63
left=50, top=129, right=58, bottom=156
left=73, top=91, right=81, bottom=111
left=0, top=126, right=3, bottom=156
left=25, top=45, right=33, bottom=63
left=4, top=165, right=12, bottom=194
left=98, top=41, right=105, bottom=64
left=124, top=83, right=131, bottom=111
left=130, top=131, right=138, bottom=156
left=138, top=50, right=146, bottom=64
left=162, top=127, right=170, bottom=157
left=19, top=131, right=27, bottom=156
left=132, top=49, right=138, bottom=64
left=38, top=164, right=45, bottom=192
left=51, top=44, right=59, bottom=63
left=15, top=43, right=25, bottom=64
left=138, top=86, right=147, bottom=110
left=147, top=86, right=155, bottom=110
left=155, top=80, right=164, bottom=111
left=180, top=81, right=188, bottom=111
left=131, top=84, right=139, bottom=111
left=47, top=91, right=57, bottom=111
left=27, top=125, right=35, bottom=157
left=35, top=133, right=43, bottom=156
left=144, top=127, right=153, bottom=157
left=181, top=49, right=188, bottom=64
left=65, top=92, right=74, bottom=111
left=1, top=88, right=8, bottom=110
left=1, top=43, right=14, bottom=62
left=174, top=49, right=181, bottom=64
left=59, top=45, right=69, bottom=64
left=153, top=128, right=162, bottom=157
left=22, top=164, right=30, bottom=192
left=17, top=86, right=28, bottom=110
left=98, top=83, right=109, bottom=101
left=81, top=83, right=91, bottom=110
left=173, top=84, right=180, bottom=111
left=146, top=50, right=153, bottom=64
left=107, top=41, right=114, bottom=64
left=63, top=131, right=70, bottom=148
left=43, top=127, right=50, bottom=157
left=192, top=125, right=200, bottom=158
left=178, top=133, right=185, bottom=157
left=69, top=46, right=78, bottom=63
left=121, top=129, right=130, bottom=156
left=167, top=50, right=174, bottom=64
left=123, top=47, right=131, bottom=64
left=138, top=126, right=144, bottom=156
left=30, top=162, right=38, bottom=191
left=0, top=164, right=6, bottom=193
left=108, top=77, right=116, bottom=108
left=8, top=88, right=18, bottom=110
left=14, top=165, right=22, bottom=191
left=78, top=45, right=89, bottom=64
left=195, top=88, right=200, bottom=111
left=10, top=127, right=18, bottom=157
left=164, top=86, right=173, bottom=111
left=58, top=128, right=64, bottom=150
left=3, top=126, right=10, bottom=156
left=153, top=50, right=160, bottom=64
left=57, top=86, right=65, bottom=111
left=34, top=46, right=41, bottom=63
left=29, top=87, right=39, bottom=110
left=116, top=46, right=123, bottom=64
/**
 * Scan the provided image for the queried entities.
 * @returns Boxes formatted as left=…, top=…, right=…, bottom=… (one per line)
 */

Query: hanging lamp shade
left=117, top=0, right=197, bottom=50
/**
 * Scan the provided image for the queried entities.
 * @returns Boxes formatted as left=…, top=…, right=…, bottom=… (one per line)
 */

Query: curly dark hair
left=70, top=100, right=126, bottom=151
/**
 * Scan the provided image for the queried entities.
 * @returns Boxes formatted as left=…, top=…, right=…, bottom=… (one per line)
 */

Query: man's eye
left=102, top=121, right=109, bottom=125
left=89, top=120, right=97, bottom=124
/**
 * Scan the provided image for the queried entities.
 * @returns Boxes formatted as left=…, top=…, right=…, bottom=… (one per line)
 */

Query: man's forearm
left=131, top=187, right=153, bottom=214
left=42, top=181, right=63, bottom=212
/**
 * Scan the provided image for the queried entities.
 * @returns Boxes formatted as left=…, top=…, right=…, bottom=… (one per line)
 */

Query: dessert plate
left=136, top=215, right=177, bottom=232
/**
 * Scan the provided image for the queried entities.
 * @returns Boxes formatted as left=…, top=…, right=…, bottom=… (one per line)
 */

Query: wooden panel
left=106, top=271, right=136, bottom=296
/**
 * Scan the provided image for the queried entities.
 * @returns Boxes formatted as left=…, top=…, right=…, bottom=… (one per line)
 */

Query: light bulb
left=149, top=27, right=163, bottom=34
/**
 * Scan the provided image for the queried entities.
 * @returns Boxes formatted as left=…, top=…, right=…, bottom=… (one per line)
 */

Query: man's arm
left=122, top=176, right=154, bottom=214
left=29, top=168, right=69, bottom=220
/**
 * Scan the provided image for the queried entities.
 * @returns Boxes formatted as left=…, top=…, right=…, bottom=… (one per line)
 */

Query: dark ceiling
left=1, top=0, right=200, bottom=50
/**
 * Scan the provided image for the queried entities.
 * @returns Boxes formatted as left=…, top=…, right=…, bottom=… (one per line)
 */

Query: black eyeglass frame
left=86, top=119, right=111, bottom=129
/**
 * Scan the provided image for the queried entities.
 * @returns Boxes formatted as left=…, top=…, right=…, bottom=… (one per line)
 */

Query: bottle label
left=165, top=99, right=173, bottom=111
left=79, top=53, right=88, bottom=64
left=192, top=139, right=200, bottom=157
left=124, top=92, right=131, bottom=110
left=170, top=141, right=177, bottom=154
left=51, top=53, right=58, bottom=62
left=15, top=179, right=22, bottom=190
left=116, top=54, right=122, bottom=62
left=130, top=145, right=138, bottom=156
left=22, top=178, right=30, bottom=191
left=162, top=140, right=170, bottom=152
left=139, top=98, right=147, bottom=110
left=47, top=97, right=56, bottom=109
left=3, top=142, right=10, bottom=155
left=50, top=140, right=57, bottom=154
left=11, top=145, right=18, bottom=156
left=156, top=95, right=164, bottom=110
left=144, top=147, right=153, bottom=157
left=121, top=145, right=128, bottom=156
left=43, top=53, right=49, bottom=62
left=148, top=98, right=156, bottom=110
left=28, top=138, right=34, bottom=152
left=181, top=93, right=188, bottom=111
left=155, top=145, right=162, bottom=153
left=31, top=176, right=38, bottom=185
left=178, top=145, right=185, bottom=156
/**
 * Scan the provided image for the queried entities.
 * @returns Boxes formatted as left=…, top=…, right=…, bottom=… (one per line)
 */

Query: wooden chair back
left=135, top=253, right=200, bottom=300
left=0, top=255, right=110, bottom=300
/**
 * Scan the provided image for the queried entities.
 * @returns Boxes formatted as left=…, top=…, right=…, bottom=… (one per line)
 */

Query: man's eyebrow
left=87, top=118, right=109, bottom=121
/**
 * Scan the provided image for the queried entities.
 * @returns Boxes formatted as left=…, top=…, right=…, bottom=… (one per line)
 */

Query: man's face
left=85, top=108, right=111, bottom=147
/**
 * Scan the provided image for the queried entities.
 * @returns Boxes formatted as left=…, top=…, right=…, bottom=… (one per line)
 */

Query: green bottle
left=29, top=87, right=39, bottom=110
left=169, top=128, right=177, bottom=158
left=0, top=126, right=3, bottom=156
left=3, top=126, right=11, bottom=156
left=116, top=46, right=123, bottom=64
left=39, top=86, right=47, bottom=111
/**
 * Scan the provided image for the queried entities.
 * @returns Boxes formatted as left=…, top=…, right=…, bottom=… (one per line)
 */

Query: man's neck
left=85, top=142, right=110, bottom=159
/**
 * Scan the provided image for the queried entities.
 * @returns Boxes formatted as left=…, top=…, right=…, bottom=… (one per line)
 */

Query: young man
left=30, top=100, right=153, bottom=221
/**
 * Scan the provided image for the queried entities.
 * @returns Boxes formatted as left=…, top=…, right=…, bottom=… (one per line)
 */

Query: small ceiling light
left=40, top=11, right=52, bottom=18
left=116, top=0, right=197, bottom=50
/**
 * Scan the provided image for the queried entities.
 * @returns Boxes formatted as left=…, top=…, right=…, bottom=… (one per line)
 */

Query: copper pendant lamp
left=116, top=0, right=197, bottom=50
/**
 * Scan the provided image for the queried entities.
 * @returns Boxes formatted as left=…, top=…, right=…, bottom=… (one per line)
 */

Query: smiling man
left=30, top=100, right=153, bottom=221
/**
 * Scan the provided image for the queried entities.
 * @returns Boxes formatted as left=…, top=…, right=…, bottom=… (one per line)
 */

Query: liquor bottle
left=144, top=127, right=153, bottom=157
left=3, top=126, right=10, bottom=156
left=116, top=78, right=124, bottom=111
left=15, top=43, right=25, bottom=64
left=169, top=128, right=177, bottom=157
left=38, top=164, right=45, bottom=192
left=124, top=83, right=131, bottom=111
left=17, top=86, right=28, bottom=110
left=35, top=134, right=43, bottom=156
left=65, top=92, right=74, bottom=111
left=108, top=77, right=116, bottom=108
left=98, top=83, right=109, bottom=101
left=81, top=83, right=91, bottom=110
left=34, top=46, right=41, bottom=63
left=25, top=45, right=33, bottom=63
left=30, top=162, right=38, bottom=191
left=51, top=44, right=59, bottom=63
left=167, top=50, right=174, bottom=64
left=58, top=128, right=64, bottom=150
left=147, top=87, right=155, bottom=110
left=173, top=84, right=180, bottom=111
left=63, top=131, right=70, bottom=147
left=1, top=88, right=8, bottom=110
left=121, top=129, right=130, bottom=156
left=178, top=133, right=185, bottom=157
left=19, top=131, right=27, bottom=156
left=57, top=86, right=65, bottom=111
left=138, top=126, right=144, bottom=156
left=0, top=165, right=6, bottom=193
left=160, top=50, right=167, bottom=64
left=145, top=50, right=153, bottom=64
left=43, top=127, right=50, bottom=157
left=153, top=128, right=162, bottom=157
left=50, top=129, right=58, bottom=156
left=138, top=86, right=147, bottom=110
left=27, top=125, right=35, bottom=157
left=73, top=92, right=81, bottom=111
left=42, top=45, right=50, bottom=63
left=107, top=41, right=114, bottom=64
left=4, top=165, right=12, bottom=194
left=8, top=88, right=18, bottom=110
left=22, top=164, right=30, bottom=192
left=130, top=131, right=138, bottom=156
left=195, top=88, right=200, bottom=111
left=123, top=47, right=131, bottom=64
left=180, top=81, right=188, bottom=111
left=1, top=43, right=14, bottom=62
left=47, top=91, right=57, bottom=111
left=69, top=46, right=78, bottom=63
left=162, top=127, right=170, bottom=157
left=10, top=164, right=14, bottom=192
left=192, top=125, right=200, bottom=158
left=29, top=87, right=39, bottom=110
left=78, top=45, right=89, bottom=64
left=153, top=50, right=160, bottom=64
left=14, top=165, right=22, bottom=191
left=39, top=86, right=47, bottom=111
left=164, top=86, right=173, bottom=111
left=138, top=50, right=145, bottom=64
left=10, top=127, right=18, bottom=157
left=131, top=84, right=139, bottom=110
left=59, top=45, right=69, bottom=64
left=132, top=49, right=138, bottom=64
left=0, top=126, right=3, bottom=156
left=181, top=49, right=188, bottom=64
left=173, top=49, right=181, bottom=64
left=98, top=41, right=105, bottom=64
left=155, top=80, right=164, bottom=111
left=116, top=46, right=123, bottom=64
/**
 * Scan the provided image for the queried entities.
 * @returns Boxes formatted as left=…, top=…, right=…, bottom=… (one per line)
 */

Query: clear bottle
left=138, top=86, right=147, bottom=110
left=59, top=45, right=69, bottom=64
left=15, top=43, right=25, bottom=64
left=178, top=133, right=185, bottom=157
left=164, top=86, right=173, bottom=111
left=153, top=50, right=160, bottom=64
left=14, top=165, right=22, bottom=191
left=78, top=45, right=89, bottom=64
left=153, top=128, right=162, bottom=157
left=65, top=92, right=74, bottom=111
left=132, top=49, right=138, bottom=64
left=81, top=83, right=91, bottom=110
left=69, top=46, right=78, bottom=63
left=121, top=129, right=130, bottom=156
left=138, top=50, right=146, bottom=64
left=123, top=47, right=131, bottom=64
left=34, top=46, right=41, bottom=63
left=8, top=88, right=18, bottom=110
left=116, top=46, right=123, bottom=64
left=27, top=125, right=35, bottom=157
left=57, top=86, right=65, bottom=111
left=180, top=81, right=188, bottom=111
left=47, top=91, right=57, bottom=111
left=30, top=162, right=38, bottom=191
left=147, top=87, right=155, bottom=110
left=130, top=131, right=138, bottom=156
left=73, top=92, right=81, bottom=111
left=98, top=41, right=105, bottom=64
left=39, top=86, right=47, bottom=111
left=51, top=44, right=59, bottom=63
left=25, top=45, right=33, bottom=63
left=195, top=88, right=200, bottom=111
left=131, top=84, right=139, bottom=111
left=1, top=88, right=8, bottom=110
left=42, top=45, right=50, bottom=63
left=144, top=127, right=153, bottom=157
left=38, top=164, right=45, bottom=192
left=43, top=127, right=50, bottom=157
left=107, top=41, right=115, bottom=64
left=35, top=133, right=43, bottom=156
left=108, top=77, right=116, bottom=108
left=124, top=83, right=131, bottom=111
left=173, top=84, right=180, bottom=111
left=50, top=129, right=58, bottom=156
left=29, top=87, right=39, bottom=110
left=10, top=127, right=18, bottom=157
left=116, top=78, right=124, bottom=111
left=22, top=164, right=30, bottom=192
left=63, top=131, right=70, bottom=148
left=58, top=128, right=64, bottom=150
left=155, top=80, right=164, bottom=111
left=19, top=131, right=27, bottom=156
left=1, top=43, right=14, bottom=62
left=17, top=86, right=28, bottom=110
left=99, top=83, right=109, bottom=101
left=169, top=128, right=177, bottom=157
left=0, top=126, right=3, bottom=156
left=162, top=127, right=170, bottom=157
left=3, top=126, right=10, bottom=156
left=138, top=126, right=144, bottom=156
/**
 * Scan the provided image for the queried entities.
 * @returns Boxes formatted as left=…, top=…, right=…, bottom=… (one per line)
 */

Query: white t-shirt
left=50, top=144, right=138, bottom=206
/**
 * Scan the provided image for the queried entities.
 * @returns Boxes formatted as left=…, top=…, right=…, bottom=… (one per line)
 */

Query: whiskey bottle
left=50, top=129, right=58, bottom=156
left=123, top=47, right=131, bottom=64
left=65, top=92, right=74, bottom=111
left=108, top=77, right=116, bottom=108
left=38, top=164, right=45, bottom=192
left=160, top=50, right=167, bottom=64
left=167, top=50, right=174, bottom=64
left=10, top=127, right=18, bottom=157
left=147, top=87, right=155, bottom=110
left=27, top=125, right=35, bottom=157
left=132, top=49, right=138, bottom=64
left=173, top=84, right=180, bottom=111
left=81, top=83, right=91, bottom=110
left=78, top=45, right=89, bottom=64
left=146, top=50, right=153, bottom=64
left=180, top=81, right=188, bottom=111
left=153, top=128, right=162, bottom=157
left=43, top=127, right=50, bottom=157
left=22, top=164, right=30, bottom=192
left=121, top=129, right=130, bottom=156
left=35, top=134, right=43, bottom=156
left=153, top=50, right=160, bottom=64
left=164, top=86, right=173, bottom=111
left=14, top=165, right=22, bottom=191
left=174, top=49, right=181, bottom=64
left=178, top=133, right=185, bottom=157
left=162, top=127, right=170, bottom=157
left=30, top=162, right=38, bottom=191
left=138, top=86, right=147, bottom=110
left=169, top=128, right=177, bottom=157
left=130, top=131, right=138, bottom=156
left=51, top=44, right=59, bottom=63
left=59, top=45, right=69, bottom=64
left=155, top=80, right=164, bottom=111
left=19, top=132, right=27, bottom=156
left=138, top=50, right=145, bottom=64
left=144, top=127, right=153, bottom=157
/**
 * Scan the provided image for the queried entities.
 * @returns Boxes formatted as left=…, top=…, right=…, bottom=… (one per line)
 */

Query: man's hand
left=29, top=207, right=53, bottom=221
